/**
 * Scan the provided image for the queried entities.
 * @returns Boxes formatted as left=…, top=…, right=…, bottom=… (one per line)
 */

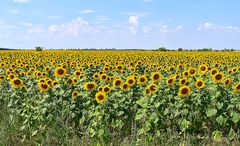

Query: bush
left=35, top=46, right=43, bottom=51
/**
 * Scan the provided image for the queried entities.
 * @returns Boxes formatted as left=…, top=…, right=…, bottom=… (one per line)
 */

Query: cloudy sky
left=0, top=0, right=239, bottom=49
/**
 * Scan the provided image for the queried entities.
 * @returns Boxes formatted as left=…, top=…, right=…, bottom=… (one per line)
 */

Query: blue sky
left=0, top=0, right=239, bottom=49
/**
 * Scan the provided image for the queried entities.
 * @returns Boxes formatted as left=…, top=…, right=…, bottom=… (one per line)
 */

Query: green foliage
left=35, top=46, right=43, bottom=51
left=157, top=47, right=169, bottom=51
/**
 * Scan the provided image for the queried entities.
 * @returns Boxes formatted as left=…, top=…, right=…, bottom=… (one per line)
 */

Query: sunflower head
left=224, top=78, right=232, bottom=87
left=166, top=77, right=175, bottom=86
left=74, top=70, right=81, bottom=77
left=213, top=72, right=225, bottom=83
left=72, top=91, right=79, bottom=101
left=52, top=81, right=59, bottom=87
left=54, top=67, right=66, bottom=77
left=122, top=82, right=130, bottom=91
left=127, top=76, right=136, bottom=86
left=180, top=78, right=188, bottom=86
left=38, top=83, right=50, bottom=92
left=100, top=73, right=108, bottom=81
left=210, top=68, right=218, bottom=76
left=178, top=86, right=191, bottom=97
left=138, top=75, right=147, bottom=85
left=195, top=80, right=205, bottom=89
left=143, top=88, right=151, bottom=95
left=84, top=82, right=97, bottom=91
left=103, top=85, right=111, bottom=94
left=233, top=82, right=240, bottom=93
left=95, top=92, right=107, bottom=103
left=10, top=78, right=24, bottom=88
left=151, top=72, right=161, bottom=82
left=113, top=79, right=123, bottom=88
left=188, top=68, right=196, bottom=76
left=147, top=83, right=158, bottom=94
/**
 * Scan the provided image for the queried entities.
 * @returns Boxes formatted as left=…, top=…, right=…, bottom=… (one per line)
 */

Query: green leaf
left=212, top=130, right=222, bottom=142
left=206, top=108, right=217, bottom=117
left=216, top=115, right=227, bottom=125
left=228, top=128, right=235, bottom=140
left=32, top=130, right=38, bottom=136
left=154, top=102, right=161, bottom=108
left=180, top=119, right=190, bottom=132
left=136, top=97, right=148, bottom=108
left=137, top=128, right=145, bottom=135
left=216, top=102, right=223, bottom=110
left=97, top=129, right=104, bottom=137
left=232, top=112, right=240, bottom=123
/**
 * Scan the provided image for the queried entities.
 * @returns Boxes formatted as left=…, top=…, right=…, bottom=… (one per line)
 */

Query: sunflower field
left=0, top=50, right=240, bottom=145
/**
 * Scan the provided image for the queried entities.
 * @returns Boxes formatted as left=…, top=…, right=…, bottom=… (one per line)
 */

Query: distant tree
left=157, top=47, right=168, bottom=52
left=178, top=48, right=183, bottom=51
left=35, top=46, right=43, bottom=51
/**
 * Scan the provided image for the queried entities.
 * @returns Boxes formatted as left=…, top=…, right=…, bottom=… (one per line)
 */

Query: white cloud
left=129, top=16, right=139, bottom=27
left=78, top=9, right=96, bottom=14
left=19, top=22, right=32, bottom=27
left=13, top=0, right=30, bottom=3
left=6, top=9, right=20, bottom=14
left=125, top=12, right=148, bottom=17
left=128, top=16, right=139, bottom=35
left=28, top=27, right=45, bottom=33
left=97, top=16, right=110, bottom=21
left=143, top=0, right=153, bottom=3
left=48, top=17, right=96, bottom=36
left=47, top=16, right=63, bottom=19
left=142, top=26, right=152, bottom=34
left=129, top=26, right=137, bottom=35
left=198, top=22, right=240, bottom=33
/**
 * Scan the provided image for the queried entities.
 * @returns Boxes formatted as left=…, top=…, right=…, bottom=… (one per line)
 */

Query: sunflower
left=0, top=76, right=6, bottom=81
left=38, top=83, right=50, bottom=92
left=72, top=91, right=79, bottom=101
left=151, top=72, right=161, bottom=82
left=210, top=68, right=218, bottom=76
left=113, top=78, right=123, bottom=88
left=67, top=77, right=74, bottom=86
left=73, top=70, right=81, bottom=77
left=46, top=79, right=53, bottom=86
left=138, top=75, right=147, bottom=85
left=178, top=86, right=191, bottom=97
left=188, top=68, right=196, bottom=77
left=180, top=78, right=188, bottom=86
left=103, top=85, right=111, bottom=94
left=147, top=83, right=158, bottom=94
left=95, top=92, right=107, bottom=103
left=8, top=74, right=15, bottom=80
left=54, top=67, right=66, bottom=77
left=166, top=77, right=175, bottom=86
left=233, top=82, right=240, bottom=93
left=195, top=80, right=205, bottom=89
left=126, top=76, right=136, bottom=87
left=100, top=73, right=108, bottom=82
left=199, top=64, right=207, bottom=73
left=45, top=66, right=51, bottom=72
left=130, top=67, right=136, bottom=73
left=122, top=82, right=130, bottom=91
left=116, top=65, right=123, bottom=71
left=224, top=78, right=232, bottom=87
left=84, top=82, right=97, bottom=91
left=98, top=87, right=103, bottom=92
left=183, top=70, right=189, bottom=77
left=213, top=72, right=225, bottom=83
left=52, top=81, right=59, bottom=87
left=10, top=78, right=24, bottom=88
left=143, top=88, right=151, bottom=95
